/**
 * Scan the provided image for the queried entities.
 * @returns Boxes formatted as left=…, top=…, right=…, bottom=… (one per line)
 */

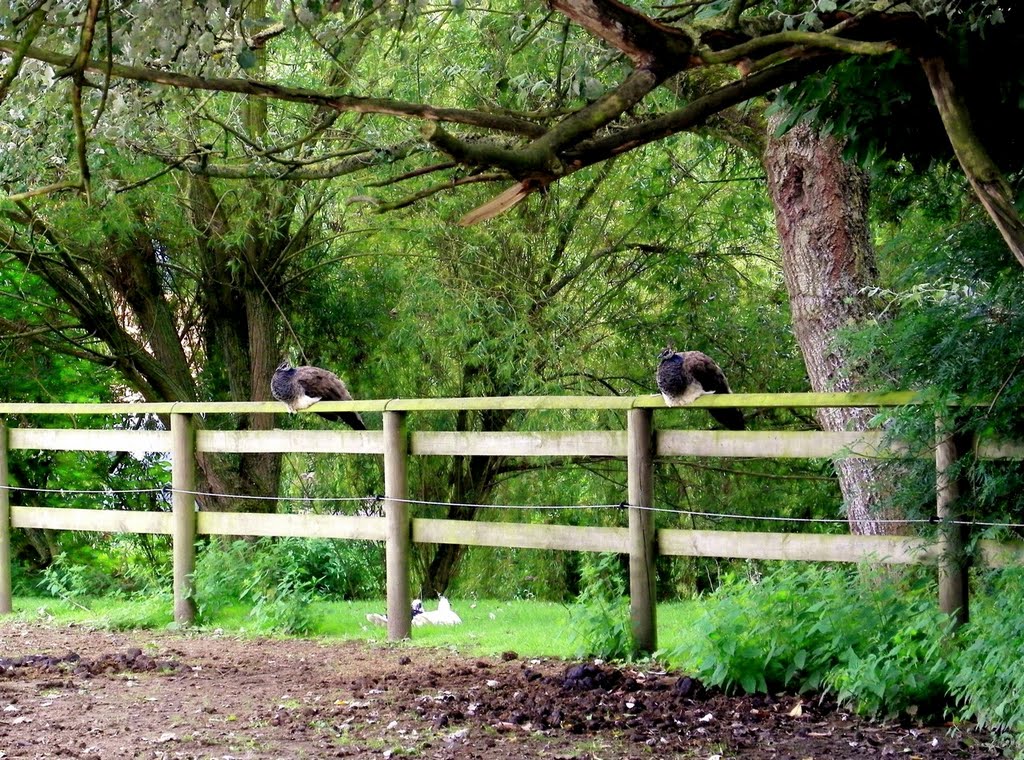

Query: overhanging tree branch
left=0, top=40, right=548, bottom=137
left=548, top=0, right=694, bottom=67
left=701, top=28, right=897, bottom=64
left=145, top=140, right=425, bottom=181
left=565, top=52, right=839, bottom=168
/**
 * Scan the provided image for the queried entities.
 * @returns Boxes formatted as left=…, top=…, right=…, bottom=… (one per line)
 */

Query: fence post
left=384, top=410, right=411, bottom=641
left=936, top=417, right=969, bottom=627
left=171, top=413, right=197, bottom=625
left=627, top=407, right=656, bottom=655
left=0, top=425, right=11, bottom=615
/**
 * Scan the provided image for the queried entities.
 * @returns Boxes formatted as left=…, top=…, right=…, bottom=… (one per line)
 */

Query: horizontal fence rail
left=1, top=393, right=1022, bottom=653
left=7, top=425, right=1020, bottom=462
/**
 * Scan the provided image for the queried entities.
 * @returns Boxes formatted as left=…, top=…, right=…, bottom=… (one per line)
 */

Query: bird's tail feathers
left=710, top=408, right=745, bottom=431
left=316, top=410, right=368, bottom=430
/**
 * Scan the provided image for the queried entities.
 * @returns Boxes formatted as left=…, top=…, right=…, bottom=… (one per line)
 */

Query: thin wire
left=0, top=484, right=165, bottom=495
left=951, top=519, right=1024, bottom=529
left=636, top=504, right=1024, bottom=529
left=636, top=504, right=934, bottom=524
left=0, top=484, right=368, bottom=503
left=3, top=484, right=1022, bottom=528
left=380, top=496, right=624, bottom=511
left=172, top=488, right=369, bottom=503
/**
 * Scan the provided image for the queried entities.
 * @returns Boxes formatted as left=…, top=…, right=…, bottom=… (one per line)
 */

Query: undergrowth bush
left=569, top=553, right=632, bottom=660
left=41, top=553, right=122, bottom=601
left=665, top=564, right=953, bottom=718
left=193, top=537, right=384, bottom=634
left=30, top=534, right=171, bottom=602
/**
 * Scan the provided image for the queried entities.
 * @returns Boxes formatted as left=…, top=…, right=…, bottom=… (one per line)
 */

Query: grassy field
left=5, top=595, right=700, bottom=661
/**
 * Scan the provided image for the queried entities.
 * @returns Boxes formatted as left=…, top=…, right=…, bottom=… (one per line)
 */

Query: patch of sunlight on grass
left=309, top=599, right=579, bottom=658
left=5, top=595, right=705, bottom=664
left=201, top=603, right=253, bottom=630
left=11, top=596, right=174, bottom=630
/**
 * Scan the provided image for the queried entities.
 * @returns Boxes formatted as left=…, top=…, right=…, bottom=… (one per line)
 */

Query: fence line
left=7, top=424, right=1024, bottom=461
left=1, top=394, right=1023, bottom=654
left=5, top=484, right=1024, bottom=528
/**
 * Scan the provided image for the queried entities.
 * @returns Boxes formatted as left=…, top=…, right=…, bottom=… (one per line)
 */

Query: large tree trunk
left=763, top=115, right=903, bottom=536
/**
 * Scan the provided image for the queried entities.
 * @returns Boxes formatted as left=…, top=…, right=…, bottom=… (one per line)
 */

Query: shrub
left=665, top=563, right=953, bottom=717
left=826, top=595, right=953, bottom=718
left=40, top=553, right=120, bottom=601
left=274, top=537, right=384, bottom=600
left=665, top=564, right=862, bottom=694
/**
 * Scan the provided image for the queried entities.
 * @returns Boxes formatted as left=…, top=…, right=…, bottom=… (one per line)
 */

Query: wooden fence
left=1, top=393, right=1023, bottom=654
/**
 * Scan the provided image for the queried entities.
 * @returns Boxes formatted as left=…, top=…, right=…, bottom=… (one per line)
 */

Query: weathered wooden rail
left=1, top=393, right=1023, bottom=653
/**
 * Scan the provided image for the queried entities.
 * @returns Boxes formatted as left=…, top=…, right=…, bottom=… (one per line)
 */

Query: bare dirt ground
left=0, top=621, right=1005, bottom=759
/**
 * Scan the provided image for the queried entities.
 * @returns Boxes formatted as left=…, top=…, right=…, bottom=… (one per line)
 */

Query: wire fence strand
left=3, top=483, right=1023, bottom=529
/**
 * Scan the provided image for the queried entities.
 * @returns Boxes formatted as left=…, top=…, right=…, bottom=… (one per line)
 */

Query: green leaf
left=236, top=47, right=258, bottom=70
left=794, top=649, right=807, bottom=670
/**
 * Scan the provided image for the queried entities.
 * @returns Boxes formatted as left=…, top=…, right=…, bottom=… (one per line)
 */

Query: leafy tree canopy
left=1, top=0, right=1021, bottom=263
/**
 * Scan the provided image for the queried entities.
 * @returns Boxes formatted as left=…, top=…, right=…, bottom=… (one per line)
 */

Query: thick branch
left=62, top=0, right=103, bottom=201
left=70, top=81, right=91, bottom=200
left=0, top=40, right=548, bottom=137
left=5, top=181, right=82, bottom=202
left=65, top=0, right=102, bottom=75
left=919, top=54, right=1024, bottom=269
left=565, top=52, right=838, bottom=170
left=424, top=124, right=550, bottom=177
left=528, top=66, right=669, bottom=160
left=702, top=29, right=896, bottom=65
left=428, top=65, right=680, bottom=180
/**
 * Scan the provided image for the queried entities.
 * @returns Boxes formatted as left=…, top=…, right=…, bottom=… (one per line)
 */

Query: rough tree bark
left=763, top=114, right=903, bottom=536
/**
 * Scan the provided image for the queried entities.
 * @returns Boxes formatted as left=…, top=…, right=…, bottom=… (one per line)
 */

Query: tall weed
left=569, top=553, right=632, bottom=660
left=826, top=595, right=952, bottom=718
left=41, top=554, right=119, bottom=601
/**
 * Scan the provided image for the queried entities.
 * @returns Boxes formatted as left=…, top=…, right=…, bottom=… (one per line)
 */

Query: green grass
left=5, top=595, right=702, bottom=661
left=10, top=595, right=175, bottom=630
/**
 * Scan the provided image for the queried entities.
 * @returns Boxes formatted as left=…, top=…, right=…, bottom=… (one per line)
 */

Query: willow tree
left=377, top=146, right=792, bottom=595
left=0, top=3, right=391, bottom=509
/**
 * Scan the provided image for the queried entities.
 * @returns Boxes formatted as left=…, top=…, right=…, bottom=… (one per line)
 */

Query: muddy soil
left=0, top=621, right=1004, bottom=759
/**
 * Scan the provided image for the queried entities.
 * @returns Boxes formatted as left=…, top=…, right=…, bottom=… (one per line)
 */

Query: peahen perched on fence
left=656, top=347, right=745, bottom=431
left=271, top=361, right=367, bottom=430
